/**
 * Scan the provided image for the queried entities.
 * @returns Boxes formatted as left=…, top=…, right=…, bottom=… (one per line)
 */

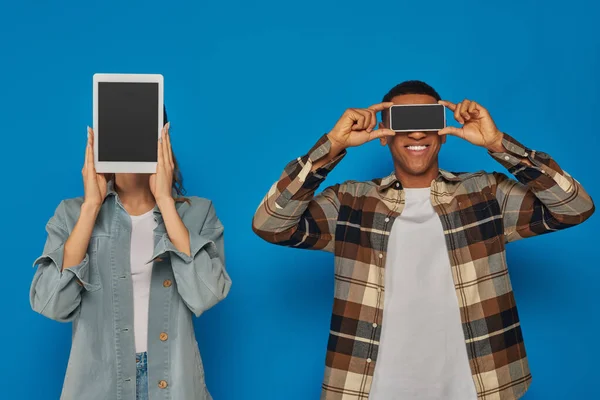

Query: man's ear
left=441, top=134, right=447, bottom=144
left=379, top=122, right=389, bottom=146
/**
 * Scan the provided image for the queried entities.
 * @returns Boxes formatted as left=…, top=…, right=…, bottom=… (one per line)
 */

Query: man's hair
left=381, top=80, right=441, bottom=122
left=382, top=80, right=441, bottom=102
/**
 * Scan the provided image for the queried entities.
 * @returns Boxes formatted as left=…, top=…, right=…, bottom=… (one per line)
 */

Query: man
left=252, top=80, right=594, bottom=400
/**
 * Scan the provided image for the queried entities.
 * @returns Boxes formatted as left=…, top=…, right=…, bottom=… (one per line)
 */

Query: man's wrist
left=326, top=133, right=346, bottom=159
left=485, top=131, right=506, bottom=153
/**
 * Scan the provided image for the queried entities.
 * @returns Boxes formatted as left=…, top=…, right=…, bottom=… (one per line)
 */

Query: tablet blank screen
left=98, top=82, right=158, bottom=162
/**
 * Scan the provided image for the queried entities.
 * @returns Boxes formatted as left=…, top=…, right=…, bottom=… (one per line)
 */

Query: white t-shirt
left=129, top=209, right=157, bottom=354
left=369, top=188, right=477, bottom=400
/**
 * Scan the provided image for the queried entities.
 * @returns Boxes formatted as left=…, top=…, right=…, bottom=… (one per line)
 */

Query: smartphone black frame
left=389, top=104, right=446, bottom=132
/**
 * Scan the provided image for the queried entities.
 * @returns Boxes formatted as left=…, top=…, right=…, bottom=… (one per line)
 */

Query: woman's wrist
left=81, top=201, right=102, bottom=218
left=156, top=196, right=175, bottom=211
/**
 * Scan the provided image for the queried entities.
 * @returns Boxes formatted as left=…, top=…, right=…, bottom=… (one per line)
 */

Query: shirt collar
left=377, top=169, right=462, bottom=192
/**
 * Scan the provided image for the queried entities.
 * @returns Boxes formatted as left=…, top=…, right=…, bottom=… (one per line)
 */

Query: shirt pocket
left=459, top=192, right=503, bottom=245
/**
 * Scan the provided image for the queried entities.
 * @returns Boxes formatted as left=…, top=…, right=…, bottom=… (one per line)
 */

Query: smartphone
left=389, top=104, right=446, bottom=132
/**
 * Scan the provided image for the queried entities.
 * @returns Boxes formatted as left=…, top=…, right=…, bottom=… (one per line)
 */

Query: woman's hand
left=150, top=123, right=175, bottom=208
left=83, top=127, right=108, bottom=208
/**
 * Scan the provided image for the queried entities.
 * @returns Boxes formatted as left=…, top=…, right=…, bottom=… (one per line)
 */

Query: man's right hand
left=327, top=102, right=396, bottom=154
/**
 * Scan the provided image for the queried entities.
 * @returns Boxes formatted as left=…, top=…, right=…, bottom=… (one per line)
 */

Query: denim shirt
left=30, top=183, right=232, bottom=400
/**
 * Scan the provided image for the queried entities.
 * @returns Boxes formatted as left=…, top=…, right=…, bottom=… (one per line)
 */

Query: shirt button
left=541, top=169, right=546, bottom=174
left=160, top=332, right=168, bottom=341
left=384, top=217, right=390, bottom=223
left=163, top=279, right=172, bottom=288
left=504, top=156, right=510, bottom=161
left=158, top=380, right=168, bottom=389
left=367, top=358, right=372, bottom=363
left=372, top=323, right=378, bottom=328
left=377, top=287, right=382, bottom=293
left=395, top=182, right=400, bottom=188
left=378, top=254, right=383, bottom=259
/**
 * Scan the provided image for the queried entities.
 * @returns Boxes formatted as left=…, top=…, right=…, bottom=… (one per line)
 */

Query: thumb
left=438, top=126, right=463, bottom=137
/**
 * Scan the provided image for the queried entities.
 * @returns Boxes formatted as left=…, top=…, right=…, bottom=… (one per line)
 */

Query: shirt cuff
left=149, top=231, right=215, bottom=265
left=299, top=134, right=347, bottom=182
left=488, top=133, right=530, bottom=166
left=33, top=244, right=94, bottom=291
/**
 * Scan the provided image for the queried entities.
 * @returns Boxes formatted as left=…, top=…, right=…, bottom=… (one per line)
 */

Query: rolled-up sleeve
left=30, top=204, right=95, bottom=322
left=252, top=134, right=346, bottom=252
left=150, top=203, right=231, bottom=317
left=489, top=133, right=595, bottom=242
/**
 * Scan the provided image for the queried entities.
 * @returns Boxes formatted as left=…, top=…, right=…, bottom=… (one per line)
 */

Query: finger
left=368, top=128, right=396, bottom=141
left=367, top=109, right=377, bottom=132
left=165, top=123, right=174, bottom=169
left=350, top=110, right=367, bottom=130
left=86, top=134, right=94, bottom=170
left=367, top=102, right=394, bottom=112
left=438, top=126, right=463, bottom=137
left=86, top=140, right=92, bottom=167
left=88, top=127, right=96, bottom=166
left=438, top=100, right=457, bottom=111
left=468, top=101, right=480, bottom=118
left=89, top=127, right=94, bottom=148
left=454, top=102, right=465, bottom=124
left=84, top=128, right=90, bottom=170
left=161, top=126, right=170, bottom=170
left=460, top=99, right=472, bottom=121
left=362, top=110, right=372, bottom=132
left=357, top=109, right=373, bottom=130
left=157, top=131, right=165, bottom=172
left=86, top=143, right=97, bottom=179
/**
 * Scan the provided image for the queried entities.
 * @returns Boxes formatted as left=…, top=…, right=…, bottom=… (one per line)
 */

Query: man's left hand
left=438, top=99, right=505, bottom=153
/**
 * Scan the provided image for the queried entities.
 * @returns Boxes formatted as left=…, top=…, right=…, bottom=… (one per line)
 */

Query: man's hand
left=327, top=102, right=396, bottom=154
left=309, top=102, right=396, bottom=171
left=438, top=99, right=505, bottom=153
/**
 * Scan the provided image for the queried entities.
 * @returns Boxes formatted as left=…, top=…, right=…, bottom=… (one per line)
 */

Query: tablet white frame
left=388, top=103, right=446, bottom=132
left=93, top=73, right=164, bottom=173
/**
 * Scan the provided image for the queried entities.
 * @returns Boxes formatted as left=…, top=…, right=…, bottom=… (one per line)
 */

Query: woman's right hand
left=83, top=127, right=108, bottom=207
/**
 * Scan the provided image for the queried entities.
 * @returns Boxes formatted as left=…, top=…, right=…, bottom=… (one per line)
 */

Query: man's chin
left=405, top=166, right=434, bottom=176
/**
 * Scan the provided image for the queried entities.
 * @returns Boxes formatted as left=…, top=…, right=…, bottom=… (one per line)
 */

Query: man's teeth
left=407, top=145, right=427, bottom=151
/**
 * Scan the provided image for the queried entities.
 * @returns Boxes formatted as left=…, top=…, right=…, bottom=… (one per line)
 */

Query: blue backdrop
left=1, top=0, right=598, bottom=399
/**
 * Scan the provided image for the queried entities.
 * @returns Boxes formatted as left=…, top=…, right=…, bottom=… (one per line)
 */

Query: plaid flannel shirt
left=252, top=133, right=594, bottom=400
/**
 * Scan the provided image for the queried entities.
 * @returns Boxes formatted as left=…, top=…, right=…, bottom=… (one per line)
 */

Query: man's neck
left=394, top=165, right=439, bottom=189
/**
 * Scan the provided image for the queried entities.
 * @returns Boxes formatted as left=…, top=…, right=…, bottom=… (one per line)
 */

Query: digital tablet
left=93, top=73, right=164, bottom=173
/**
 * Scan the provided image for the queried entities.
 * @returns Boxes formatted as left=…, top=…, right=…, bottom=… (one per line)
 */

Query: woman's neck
left=114, top=174, right=155, bottom=216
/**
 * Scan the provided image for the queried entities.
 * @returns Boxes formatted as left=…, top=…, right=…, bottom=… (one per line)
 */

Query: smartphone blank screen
left=390, top=104, right=445, bottom=131
left=98, top=82, right=158, bottom=162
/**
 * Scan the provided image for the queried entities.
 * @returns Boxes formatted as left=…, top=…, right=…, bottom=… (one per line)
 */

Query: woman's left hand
left=150, top=123, right=174, bottom=206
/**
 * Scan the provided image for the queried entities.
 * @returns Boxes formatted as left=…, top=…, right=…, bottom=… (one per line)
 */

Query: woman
left=30, top=111, right=232, bottom=400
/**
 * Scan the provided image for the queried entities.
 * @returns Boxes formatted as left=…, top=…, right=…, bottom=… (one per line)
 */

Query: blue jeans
left=136, top=352, right=148, bottom=400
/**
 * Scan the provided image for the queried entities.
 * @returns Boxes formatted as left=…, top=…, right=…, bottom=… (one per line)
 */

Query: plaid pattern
left=252, top=133, right=595, bottom=400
